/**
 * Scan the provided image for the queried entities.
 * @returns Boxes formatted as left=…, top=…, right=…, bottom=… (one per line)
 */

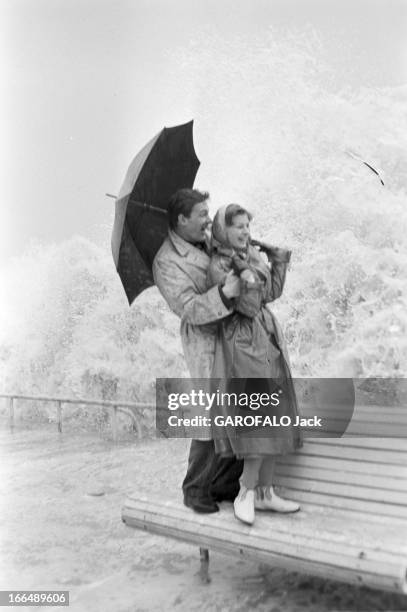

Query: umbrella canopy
left=111, top=120, right=200, bottom=304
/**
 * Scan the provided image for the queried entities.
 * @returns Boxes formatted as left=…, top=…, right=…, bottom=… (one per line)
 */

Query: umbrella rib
left=128, top=199, right=168, bottom=215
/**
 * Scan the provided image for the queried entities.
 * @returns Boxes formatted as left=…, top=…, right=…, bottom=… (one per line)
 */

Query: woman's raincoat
left=207, top=206, right=302, bottom=458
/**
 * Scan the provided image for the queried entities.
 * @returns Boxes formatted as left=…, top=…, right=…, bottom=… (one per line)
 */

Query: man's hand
left=222, top=270, right=240, bottom=298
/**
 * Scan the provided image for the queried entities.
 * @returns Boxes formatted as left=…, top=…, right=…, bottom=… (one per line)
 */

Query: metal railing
left=0, top=393, right=155, bottom=442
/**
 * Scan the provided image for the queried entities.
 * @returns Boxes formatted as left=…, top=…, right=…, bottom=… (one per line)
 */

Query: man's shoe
left=254, top=485, right=300, bottom=513
left=212, top=490, right=238, bottom=503
left=233, top=486, right=255, bottom=525
left=184, top=495, right=219, bottom=514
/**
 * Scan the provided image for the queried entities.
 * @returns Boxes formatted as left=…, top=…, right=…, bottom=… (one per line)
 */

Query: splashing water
left=1, top=28, right=406, bottom=401
left=168, top=29, right=407, bottom=377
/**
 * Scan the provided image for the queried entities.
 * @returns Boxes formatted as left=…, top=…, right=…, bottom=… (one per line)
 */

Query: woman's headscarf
left=211, top=205, right=232, bottom=254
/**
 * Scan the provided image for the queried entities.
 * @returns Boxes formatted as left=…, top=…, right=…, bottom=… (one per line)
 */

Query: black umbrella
left=111, top=120, right=200, bottom=304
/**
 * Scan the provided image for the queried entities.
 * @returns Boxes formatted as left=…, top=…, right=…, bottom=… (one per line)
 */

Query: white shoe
left=233, top=486, right=255, bottom=525
left=254, top=486, right=300, bottom=513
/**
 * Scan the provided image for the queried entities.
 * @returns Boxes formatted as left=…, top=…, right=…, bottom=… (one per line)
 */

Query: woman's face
left=226, top=213, right=251, bottom=249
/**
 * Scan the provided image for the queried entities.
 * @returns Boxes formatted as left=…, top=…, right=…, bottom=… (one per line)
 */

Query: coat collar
left=168, top=229, right=210, bottom=258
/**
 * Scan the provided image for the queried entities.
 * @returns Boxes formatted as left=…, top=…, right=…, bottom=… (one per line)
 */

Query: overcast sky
left=1, top=0, right=406, bottom=264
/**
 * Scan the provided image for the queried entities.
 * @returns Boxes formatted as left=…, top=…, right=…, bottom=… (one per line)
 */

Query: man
left=153, top=188, right=243, bottom=513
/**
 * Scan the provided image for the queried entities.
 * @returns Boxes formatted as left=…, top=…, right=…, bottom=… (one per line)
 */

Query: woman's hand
left=222, top=270, right=240, bottom=298
left=240, top=268, right=256, bottom=283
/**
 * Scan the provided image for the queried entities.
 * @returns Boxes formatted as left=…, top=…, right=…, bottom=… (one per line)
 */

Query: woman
left=208, top=204, right=302, bottom=525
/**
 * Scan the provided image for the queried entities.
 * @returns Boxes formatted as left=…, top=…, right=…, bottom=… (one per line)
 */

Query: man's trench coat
left=153, top=230, right=234, bottom=439
left=153, top=230, right=233, bottom=378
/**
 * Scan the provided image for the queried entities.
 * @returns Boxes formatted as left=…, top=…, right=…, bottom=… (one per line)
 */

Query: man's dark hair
left=168, top=188, right=209, bottom=230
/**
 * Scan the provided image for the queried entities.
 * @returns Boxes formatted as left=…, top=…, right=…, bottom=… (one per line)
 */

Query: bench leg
left=198, top=547, right=211, bottom=584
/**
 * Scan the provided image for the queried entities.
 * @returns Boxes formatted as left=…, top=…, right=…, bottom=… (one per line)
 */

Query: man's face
left=178, top=200, right=211, bottom=242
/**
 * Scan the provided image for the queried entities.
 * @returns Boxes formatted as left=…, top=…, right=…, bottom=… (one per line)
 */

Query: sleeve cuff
left=271, top=248, right=291, bottom=263
left=218, top=285, right=234, bottom=309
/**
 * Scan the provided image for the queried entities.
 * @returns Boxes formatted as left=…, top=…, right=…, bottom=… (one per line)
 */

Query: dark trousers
left=182, top=440, right=243, bottom=502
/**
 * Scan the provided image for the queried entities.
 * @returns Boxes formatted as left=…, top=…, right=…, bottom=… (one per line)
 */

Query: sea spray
left=0, top=237, right=186, bottom=416
left=0, top=28, right=406, bottom=410
left=167, top=28, right=407, bottom=376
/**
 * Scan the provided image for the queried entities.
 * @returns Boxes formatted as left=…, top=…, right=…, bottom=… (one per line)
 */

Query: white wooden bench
left=122, top=405, right=407, bottom=594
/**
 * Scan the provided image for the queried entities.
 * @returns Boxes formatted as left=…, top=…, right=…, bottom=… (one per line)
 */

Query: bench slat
left=354, top=405, right=407, bottom=417
left=124, top=495, right=407, bottom=554
left=349, top=413, right=407, bottom=424
left=123, top=504, right=401, bottom=568
left=275, top=464, right=407, bottom=491
left=309, top=438, right=407, bottom=451
left=344, top=424, right=407, bottom=436
left=276, top=486, right=407, bottom=519
left=310, top=415, right=407, bottom=432
left=278, top=453, right=407, bottom=477
left=312, top=407, right=407, bottom=421
left=296, top=443, right=407, bottom=465
left=274, top=475, right=407, bottom=506
left=122, top=497, right=407, bottom=593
